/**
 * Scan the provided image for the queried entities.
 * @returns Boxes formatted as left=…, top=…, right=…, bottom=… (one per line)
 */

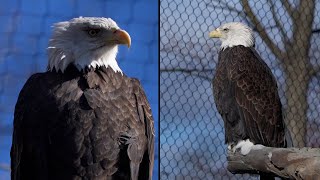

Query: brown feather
left=11, top=65, right=154, bottom=180
left=213, top=45, right=286, bottom=147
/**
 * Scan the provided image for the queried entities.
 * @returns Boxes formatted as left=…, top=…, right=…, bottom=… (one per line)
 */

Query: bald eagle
left=209, top=22, right=286, bottom=178
left=11, top=17, right=154, bottom=180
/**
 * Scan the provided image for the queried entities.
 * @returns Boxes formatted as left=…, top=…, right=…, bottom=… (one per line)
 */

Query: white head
left=209, top=22, right=254, bottom=50
left=48, top=17, right=131, bottom=73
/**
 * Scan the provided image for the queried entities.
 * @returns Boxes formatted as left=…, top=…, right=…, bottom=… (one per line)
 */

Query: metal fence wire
left=160, top=0, right=320, bottom=179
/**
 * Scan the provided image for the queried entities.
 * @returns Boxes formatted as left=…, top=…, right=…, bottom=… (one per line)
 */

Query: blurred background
left=160, top=0, right=320, bottom=179
left=0, top=0, right=158, bottom=179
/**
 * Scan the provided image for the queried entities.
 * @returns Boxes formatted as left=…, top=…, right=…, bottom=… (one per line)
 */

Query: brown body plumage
left=213, top=46, right=286, bottom=147
left=11, top=65, right=154, bottom=180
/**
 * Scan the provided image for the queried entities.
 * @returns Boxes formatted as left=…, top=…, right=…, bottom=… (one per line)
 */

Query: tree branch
left=289, top=0, right=315, bottom=55
left=160, top=68, right=213, bottom=81
left=207, top=0, right=246, bottom=18
left=228, top=146, right=320, bottom=179
left=309, top=64, right=320, bottom=76
left=312, top=28, right=320, bottom=33
left=280, top=0, right=295, bottom=16
left=160, top=68, right=213, bottom=73
left=241, top=0, right=285, bottom=60
left=267, top=0, right=288, bottom=42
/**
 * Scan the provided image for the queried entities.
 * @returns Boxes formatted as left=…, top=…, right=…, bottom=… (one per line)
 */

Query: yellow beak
left=114, top=29, right=131, bottom=48
left=209, top=29, right=222, bottom=38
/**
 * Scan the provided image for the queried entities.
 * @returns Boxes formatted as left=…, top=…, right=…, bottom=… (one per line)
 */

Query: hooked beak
left=209, top=29, right=222, bottom=38
left=114, top=29, right=131, bottom=48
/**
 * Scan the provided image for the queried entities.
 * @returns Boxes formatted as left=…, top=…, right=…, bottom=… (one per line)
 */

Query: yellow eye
left=87, top=29, right=100, bottom=37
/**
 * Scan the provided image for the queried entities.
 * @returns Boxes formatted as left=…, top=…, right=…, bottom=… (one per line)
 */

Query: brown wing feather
left=131, top=79, right=155, bottom=180
left=228, top=46, right=285, bottom=147
left=11, top=74, right=50, bottom=180
left=11, top=77, right=31, bottom=180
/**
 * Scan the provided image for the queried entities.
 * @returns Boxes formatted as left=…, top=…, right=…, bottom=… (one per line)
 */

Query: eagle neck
left=48, top=45, right=123, bottom=75
left=74, top=46, right=123, bottom=75
left=220, top=32, right=254, bottom=50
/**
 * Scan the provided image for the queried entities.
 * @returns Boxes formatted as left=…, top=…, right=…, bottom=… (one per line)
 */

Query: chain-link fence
left=160, top=0, right=320, bottom=179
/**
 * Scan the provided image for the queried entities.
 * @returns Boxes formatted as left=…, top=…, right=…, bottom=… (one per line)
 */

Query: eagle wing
left=11, top=74, right=50, bottom=180
left=131, top=78, right=155, bottom=180
left=228, top=46, right=285, bottom=147
left=82, top=70, right=155, bottom=180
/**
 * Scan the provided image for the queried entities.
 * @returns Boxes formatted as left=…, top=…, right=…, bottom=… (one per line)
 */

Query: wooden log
left=227, top=146, right=320, bottom=180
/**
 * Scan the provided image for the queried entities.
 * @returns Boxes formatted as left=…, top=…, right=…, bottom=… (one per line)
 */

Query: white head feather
left=47, top=17, right=130, bottom=74
left=209, top=22, right=254, bottom=50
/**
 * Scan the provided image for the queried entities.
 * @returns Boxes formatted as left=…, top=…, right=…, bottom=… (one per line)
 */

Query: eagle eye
left=87, top=29, right=100, bottom=37
left=223, top=28, right=229, bottom=32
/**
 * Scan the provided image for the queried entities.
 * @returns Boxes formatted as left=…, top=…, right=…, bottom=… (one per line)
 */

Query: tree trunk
left=283, top=59, right=310, bottom=147
left=282, top=0, right=315, bottom=147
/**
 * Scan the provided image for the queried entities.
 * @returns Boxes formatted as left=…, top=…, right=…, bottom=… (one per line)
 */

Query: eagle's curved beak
left=114, top=29, right=131, bottom=48
left=209, top=29, right=222, bottom=38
